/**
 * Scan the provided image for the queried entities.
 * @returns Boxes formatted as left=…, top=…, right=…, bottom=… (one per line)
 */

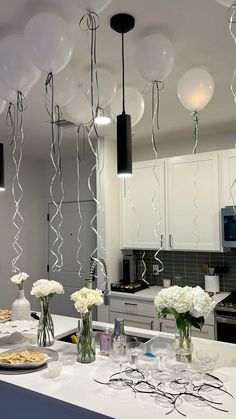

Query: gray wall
left=0, top=149, right=47, bottom=308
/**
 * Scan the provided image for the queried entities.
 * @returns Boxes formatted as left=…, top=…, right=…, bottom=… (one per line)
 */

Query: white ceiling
left=0, top=0, right=235, bottom=158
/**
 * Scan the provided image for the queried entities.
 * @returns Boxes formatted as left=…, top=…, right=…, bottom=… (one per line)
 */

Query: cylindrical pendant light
left=0, top=143, right=4, bottom=191
left=110, top=13, right=135, bottom=177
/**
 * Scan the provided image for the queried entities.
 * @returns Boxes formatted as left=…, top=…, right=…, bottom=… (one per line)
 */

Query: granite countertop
left=111, top=286, right=230, bottom=304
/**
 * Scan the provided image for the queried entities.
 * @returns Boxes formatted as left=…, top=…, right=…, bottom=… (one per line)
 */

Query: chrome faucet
left=86, top=257, right=111, bottom=306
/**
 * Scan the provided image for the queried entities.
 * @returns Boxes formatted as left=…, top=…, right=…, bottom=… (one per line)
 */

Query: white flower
left=154, top=285, right=216, bottom=320
left=154, top=286, right=193, bottom=314
left=31, top=279, right=64, bottom=298
left=190, top=286, right=216, bottom=318
left=11, top=272, right=29, bottom=285
left=71, top=287, right=103, bottom=313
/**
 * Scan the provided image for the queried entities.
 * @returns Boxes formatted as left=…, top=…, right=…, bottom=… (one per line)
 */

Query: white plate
left=0, top=320, right=37, bottom=334
left=0, top=347, right=48, bottom=369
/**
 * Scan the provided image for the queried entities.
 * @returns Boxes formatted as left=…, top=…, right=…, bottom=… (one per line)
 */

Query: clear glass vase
left=37, top=297, right=54, bottom=347
left=174, top=324, right=193, bottom=363
left=77, top=310, right=95, bottom=363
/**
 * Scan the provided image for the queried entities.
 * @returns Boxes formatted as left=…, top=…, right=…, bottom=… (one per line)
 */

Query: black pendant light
left=0, top=143, right=4, bottom=191
left=110, top=13, right=135, bottom=177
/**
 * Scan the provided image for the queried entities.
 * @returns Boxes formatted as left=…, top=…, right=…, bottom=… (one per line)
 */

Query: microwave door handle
left=216, top=315, right=236, bottom=325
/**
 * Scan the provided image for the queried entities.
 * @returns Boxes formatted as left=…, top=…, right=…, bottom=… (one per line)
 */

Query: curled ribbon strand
left=45, top=73, right=65, bottom=272
left=11, top=92, right=25, bottom=273
left=87, top=125, right=107, bottom=282
left=151, top=81, right=164, bottom=274
left=228, top=6, right=236, bottom=212
left=191, top=111, right=200, bottom=247
left=76, top=125, right=88, bottom=279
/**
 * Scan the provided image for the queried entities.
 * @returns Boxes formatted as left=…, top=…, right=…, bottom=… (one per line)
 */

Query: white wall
left=0, top=148, right=47, bottom=309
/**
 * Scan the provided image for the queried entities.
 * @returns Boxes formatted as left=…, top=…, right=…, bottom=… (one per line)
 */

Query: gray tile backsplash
left=133, top=250, right=236, bottom=292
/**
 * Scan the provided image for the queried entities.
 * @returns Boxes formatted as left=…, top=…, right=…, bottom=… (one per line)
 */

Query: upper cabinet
left=167, top=152, right=220, bottom=251
left=121, top=151, right=221, bottom=252
left=219, top=148, right=236, bottom=207
left=121, top=159, right=166, bottom=249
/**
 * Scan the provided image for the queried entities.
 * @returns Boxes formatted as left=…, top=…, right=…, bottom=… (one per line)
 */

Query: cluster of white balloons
left=0, top=0, right=215, bottom=125
left=0, top=0, right=114, bottom=124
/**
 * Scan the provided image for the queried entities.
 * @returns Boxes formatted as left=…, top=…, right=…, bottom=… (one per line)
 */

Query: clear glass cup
left=47, top=360, right=63, bottom=378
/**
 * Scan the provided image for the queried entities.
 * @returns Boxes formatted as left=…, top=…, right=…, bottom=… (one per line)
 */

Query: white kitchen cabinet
left=121, top=159, right=166, bottom=249
left=219, top=148, right=236, bottom=207
left=110, top=295, right=159, bottom=331
left=160, top=317, right=215, bottom=340
left=167, top=152, right=220, bottom=251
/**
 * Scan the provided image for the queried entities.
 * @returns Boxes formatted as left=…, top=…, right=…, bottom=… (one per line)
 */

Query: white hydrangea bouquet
left=154, top=286, right=216, bottom=361
left=11, top=272, right=29, bottom=290
left=71, top=288, right=103, bottom=363
left=31, top=279, right=64, bottom=347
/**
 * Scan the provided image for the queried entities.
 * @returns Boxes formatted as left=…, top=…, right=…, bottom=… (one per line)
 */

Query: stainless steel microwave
left=221, top=206, right=236, bottom=248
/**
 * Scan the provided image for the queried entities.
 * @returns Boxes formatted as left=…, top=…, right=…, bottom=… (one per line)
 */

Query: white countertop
left=111, top=286, right=230, bottom=304
left=0, top=322, right=236, bottom=418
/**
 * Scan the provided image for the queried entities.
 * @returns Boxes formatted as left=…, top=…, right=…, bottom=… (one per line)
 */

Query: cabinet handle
left=124, top=302, right=137, bottom=306
left=169, top=234, right=173, bottom=248
left=159, top=321, right=162, bottom=332
left=160, top=234, right=164, bottom=248
left=150, top=320, right=154, bottom=330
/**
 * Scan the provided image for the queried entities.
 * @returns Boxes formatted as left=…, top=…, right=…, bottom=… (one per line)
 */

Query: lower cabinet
left=160, top=318, right=215, bottom=340
left=109, top=311, right=158, bottom=330
left=110, top=296, right=215, bottom=339
left=110, top=296, right=159, bottom=331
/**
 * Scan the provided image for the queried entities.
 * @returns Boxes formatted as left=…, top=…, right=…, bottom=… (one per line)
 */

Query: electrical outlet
left=152, top=264, right=159, bottom=275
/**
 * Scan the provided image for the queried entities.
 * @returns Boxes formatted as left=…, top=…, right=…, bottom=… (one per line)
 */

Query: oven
left=215, top=291, right=236, bottom=344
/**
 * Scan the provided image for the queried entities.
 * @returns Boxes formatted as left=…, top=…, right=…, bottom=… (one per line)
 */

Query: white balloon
left=177, top=67, right=214, bottom=112
left=216, top=0, right=235, bottom=7
left=53, top=65, right=77, bottom=106
left=83, top=68, right=116, bottom=108
left=73, top=0, right=111, bottom=13
left=0, top=34, right=41, bottom=91
left=24, top=13, right=73, bottom=74
left=110, top=86, right=145, bottom=127
left=64, top=87, right=91, bottom=124
left=0, top=82, right=16, bottom=103
left=0, top=98, right=6, bottom=115
left=135, top=34, right=175, bottom=82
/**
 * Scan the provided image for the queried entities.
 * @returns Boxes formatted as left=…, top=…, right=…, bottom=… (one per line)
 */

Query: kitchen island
left=0, top=317, right=236, bottom=419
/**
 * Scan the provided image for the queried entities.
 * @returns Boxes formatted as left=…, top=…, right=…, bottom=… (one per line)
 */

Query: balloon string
left=6, top=103, right=16, bottom=145
left=191, top=111, right=199, bottom=155
left=228, top=6, right=236, bottom=212
left=76, top=125, right=87, bottom=279
left=46, top=74, right=64, bottom=272
left=140, top=252, right=149, bottom=285
left=151, top=81, right=164, bottom=273
left=126, top=182, right=140, bottom=242
left=55, top=105, right=64, bottom=271
left=80, top=12, right=100, bottom=136
left=11, top=93, right=24, bottom=273
left=192, top=162, right=200, bottom=248
left=87, top=127, right=108, bottom=283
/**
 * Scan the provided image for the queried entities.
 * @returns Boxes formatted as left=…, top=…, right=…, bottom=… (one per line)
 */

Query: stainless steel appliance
left=221, top=206, right=236, bottom=248
left=215, top=292, right=236, bottom=343
left=122, top=254, right=136, bottom=284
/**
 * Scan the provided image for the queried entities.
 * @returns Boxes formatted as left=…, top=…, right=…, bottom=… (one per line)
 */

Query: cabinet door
left=167, top=152, right=220, bottom=251
left=109, top=312, right=158, bottom=330
left=160, top=319, right=214, bottom=340
left=121, top=160, right=166, bottom=249
left=219, top=148, right=236, bottom=207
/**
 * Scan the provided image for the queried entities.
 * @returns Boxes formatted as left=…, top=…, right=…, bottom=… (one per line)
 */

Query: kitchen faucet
left=86, top=257, right=111, bottom=306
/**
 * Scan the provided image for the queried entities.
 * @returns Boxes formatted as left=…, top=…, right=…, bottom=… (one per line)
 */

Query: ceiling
left=0, top=0, right=235, bottom=158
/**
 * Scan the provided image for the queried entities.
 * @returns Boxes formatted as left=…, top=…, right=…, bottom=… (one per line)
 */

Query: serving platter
left=0, top=310, right=11, bottom=324
left=0, top=346, right=58, bottom=373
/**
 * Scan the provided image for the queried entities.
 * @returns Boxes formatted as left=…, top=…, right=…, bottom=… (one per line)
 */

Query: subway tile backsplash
left=133, top=250, right=236, bottom=292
